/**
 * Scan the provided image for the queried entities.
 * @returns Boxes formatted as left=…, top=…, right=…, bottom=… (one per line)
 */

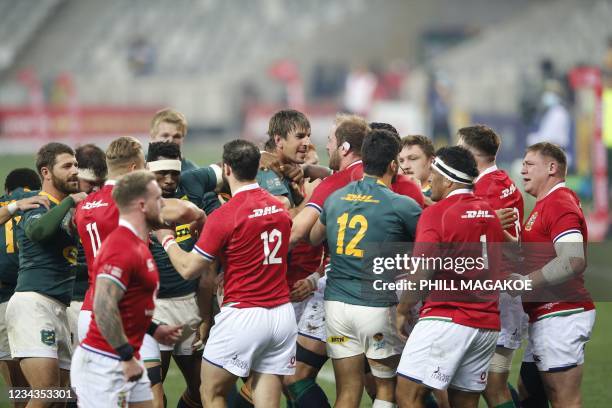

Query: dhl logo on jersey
left=461, top=210, right=495, bottom=219
left=341, top=194, right=380, bottom=203
left=248, top=205, right=283, bottom=218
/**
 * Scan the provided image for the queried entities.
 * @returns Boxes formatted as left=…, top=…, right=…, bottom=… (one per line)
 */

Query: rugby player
left=143, top=141, right=216, bottom=408
left=72, top=171, right=177, bottom=407
left=510, top=143, right=595, bottom=408
left=288, top=114, right=370, bottom=407
left=396, top=146, right=505, bottom=408
left=457, top=125, right=525, bottom=408
left=310, top=129, right=421, bottom=408
left=398, top=135, right=435, bottom=203
left=6, top=143, right=86, bottom=408
left=150, top=108, right=198, bottom=171
left=0, top=168, right=43, bottom=406
left=158, top=140, right=297, bottom=407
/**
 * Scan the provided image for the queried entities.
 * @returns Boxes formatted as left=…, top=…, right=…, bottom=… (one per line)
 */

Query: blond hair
left=106, top=136, right=143, bottom=175
left=150, top=108, right=187, bottom=138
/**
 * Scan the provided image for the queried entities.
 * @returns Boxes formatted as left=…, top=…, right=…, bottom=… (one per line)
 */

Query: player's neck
left=536, top=177, right=565, bottom=200
left=477, top=160, right=496, bottom=175
left=229, top=179, right=257, bottom=196
left=365, top=172, right=393, bottom=187
left=42, top=181, right=67, bottom=202
left=339, top=154, right=361, bottom=171
left=119, top=214, right=149, bottom=242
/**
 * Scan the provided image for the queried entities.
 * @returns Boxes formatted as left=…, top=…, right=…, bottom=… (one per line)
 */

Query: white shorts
left=77, top=310, right=92, bottom=343
left=522, top=309, right=595, bottom=372
left=0, top=301, right=11, bottom=360
left=297, top=276, right=326, bottom=342
left=67, top=301, right=83, bottom=350
left=138, top=334, right=162, bottom=364
left=203, top=303, right=297, bottom=377
left=71, top=346, right=152, bottom=407
left=397, top=320, right=499, bottom=392
left=292, top=299, right=308, bottom=324
left=324, top=300, right=404, bottom=361
left=497, top=293, right=528, bottom=350
left=6, top=292, right=72, bottom=370
left=154, top=294, right=201, bottom=355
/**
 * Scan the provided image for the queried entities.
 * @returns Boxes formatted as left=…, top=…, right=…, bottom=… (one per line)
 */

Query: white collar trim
left=447, top=188, right=473, bottom=198
left=474, top=164, right=498, bottom=183
left=234, top=183, right=259, bottom=196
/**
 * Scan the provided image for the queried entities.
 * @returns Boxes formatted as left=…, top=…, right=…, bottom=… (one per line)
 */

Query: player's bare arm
left=155, top=229, right=212, bottom=280
left=290, top=206, right=320, bottom=248
left=160, top=198, right=206, bottom=226
left=0, top=195, right=51, bottom=225
left=25, top=192, right=86, bottom=242
left=193, top=268, right=216, bottom=349
left=309, top=218, right=326, bottom=246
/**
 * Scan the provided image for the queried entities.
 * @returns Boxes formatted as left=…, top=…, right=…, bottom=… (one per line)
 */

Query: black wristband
left=146, top=321, right=159, bottom=336
left=115, top=343, right=134, bottom=361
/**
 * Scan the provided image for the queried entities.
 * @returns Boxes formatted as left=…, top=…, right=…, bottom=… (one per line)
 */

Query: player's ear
left=388, top=160, right=398, bottom=175
left=274, top=134, right=283, bottom=150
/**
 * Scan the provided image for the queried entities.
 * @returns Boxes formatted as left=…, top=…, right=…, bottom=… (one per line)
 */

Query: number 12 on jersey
left=336, top=213, right=368, bottom=258
left=261, top=229, right=282, bottom=265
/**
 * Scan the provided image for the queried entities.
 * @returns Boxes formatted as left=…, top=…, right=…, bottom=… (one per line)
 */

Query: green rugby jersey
left=0, top=188, right=37, bottom=303
left=150, top=167, right=219, bottom=298
left=256, top=169, right=295, bottom=206
left=181, top=157, right=197, bottom=172
left=321, top=176, right=421, bottom=307
left=71, top=242, right=88, bottom=302
left=15, top=192, right=78, bottom=305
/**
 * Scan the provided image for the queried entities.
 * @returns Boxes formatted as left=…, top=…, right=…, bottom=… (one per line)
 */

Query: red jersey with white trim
left=82, top=222, right=159, bottom=359
left=74, top=182, right=119, bottom=311
left=415, top=190, right=505, bottom=330
left=306, top=161, right=363, bottom=213
left=287, top=242, right=323, bottom=289
left=392, top=174, right=425, bottom=208
left=521, top=184, right=594, bottom=322
left=193, top=184, right=291, bottom=308
left=473, top=167, right=524, bottom=238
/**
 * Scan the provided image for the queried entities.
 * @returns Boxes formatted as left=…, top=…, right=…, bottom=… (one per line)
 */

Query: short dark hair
left=362, top=130, right=400, bottom=177
left=75, top=144, right=107, bottom=180
left=526, top=142, right=567, bottom=175
left=370, top=122, right=399, bottom=136
left=267, top=109, right=310, bottom=143
left=435, top=146, right=479, bottom=180
left=401, top=135, right=435, bottom=158
left=35, top=142, right=75, bottom=176
left=5, top=168, right=41, bottom=193
left=457, top=125, right=500, bottom=159
left=112, top=170, right=156, bottom=209
left=223, top=139, right=261, bottom=182
left=147, top=141, right=181, bottom=162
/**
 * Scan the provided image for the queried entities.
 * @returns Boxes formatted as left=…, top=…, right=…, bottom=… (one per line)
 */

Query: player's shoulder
left=544, top=187, right=582, bottom=213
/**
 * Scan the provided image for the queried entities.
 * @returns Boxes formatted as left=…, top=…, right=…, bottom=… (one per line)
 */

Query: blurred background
left=0, top=0, right=611, bottom=406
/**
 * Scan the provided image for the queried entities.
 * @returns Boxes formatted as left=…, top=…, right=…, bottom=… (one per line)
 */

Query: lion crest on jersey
left=525, top=212, right=538, bottom=231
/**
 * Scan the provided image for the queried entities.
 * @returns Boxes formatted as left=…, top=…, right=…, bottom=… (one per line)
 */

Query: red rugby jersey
left=306, top=161, right=363, bottom=213
left=74, top=181, right=119, bottom=311
left=414, top=189, right=505, bottom=330
left=392, top=174, right=425, bottom=208
left=82, top=221, right=159, bottom=359
left=521, top=183, right=594, bottom=322
left=473, top=166, right=524, bottom=238
left=193, top=184, right=292, bottom=308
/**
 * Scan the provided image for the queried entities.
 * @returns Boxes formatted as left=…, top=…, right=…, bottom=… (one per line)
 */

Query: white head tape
left=432, top=157, right=474, bottom=185
left=148, top=159, right=182, bottom=173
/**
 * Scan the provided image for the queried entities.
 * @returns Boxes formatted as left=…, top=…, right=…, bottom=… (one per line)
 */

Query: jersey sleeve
left=193, top=209, right=231, bottom=261
left=413, top=208, right=440, bottom=258
left=546, top=200, right=584, bottom=243
left=256, top=169, right=289, bottom=197
left=307, top=177, right=335, bottom=213
left=392, top=195, right=422, bottom=241
left=95, top=241, right=134, bottom=291
left=180, top=166, right=220, bottom=204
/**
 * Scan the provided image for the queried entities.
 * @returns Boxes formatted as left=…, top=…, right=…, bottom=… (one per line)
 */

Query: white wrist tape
left=162, top=236, right=177, bottom=252
left=305, top=272, right=321, bottom=290
left=7, top=202, right=18, bottom=215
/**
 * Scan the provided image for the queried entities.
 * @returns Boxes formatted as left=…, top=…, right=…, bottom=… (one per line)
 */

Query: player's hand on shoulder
left=16, top=195, right=50, bottom=211
left=153, top=324, right=183, bottom=346
left=70, top=192, right=88, bottom=205
left=290, top=279, right=314, bottom=302
left=121, top=358, right=144, bottom=382
left=259, top=151, right=283, bottom=175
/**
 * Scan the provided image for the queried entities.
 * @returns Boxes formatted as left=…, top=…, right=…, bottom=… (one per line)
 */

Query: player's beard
left=52, top=172, right=79, bottom=195
left=329, top=149, right=341, bottom=171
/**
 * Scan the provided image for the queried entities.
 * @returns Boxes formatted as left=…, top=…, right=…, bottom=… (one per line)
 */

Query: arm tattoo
left=94, top=278, right=128, bottom=348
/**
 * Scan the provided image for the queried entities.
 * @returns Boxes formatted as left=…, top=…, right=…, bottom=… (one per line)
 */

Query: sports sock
left=494, top=401, right=516, bottom=408
left=234, top=383, right=254, bottom=408
left=287, top=378, right=331, bottom=408
left=372, top=399, right=396, bottom=407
